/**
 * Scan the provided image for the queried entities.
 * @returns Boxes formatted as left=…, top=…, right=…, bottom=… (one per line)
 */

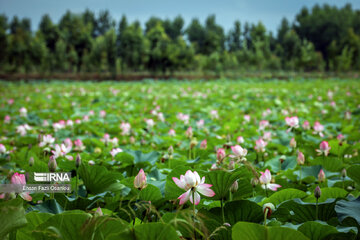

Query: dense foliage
left=0, top=3, right=360, bottom=75
left=0, top=79, right=360, bottom=239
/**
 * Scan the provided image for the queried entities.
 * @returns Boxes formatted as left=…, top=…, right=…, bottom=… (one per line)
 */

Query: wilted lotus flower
left=254, top=138, right=267, bottom=153
left=185, top=127, right=193, bottom=138
left=316, top=141, right=331, bottom=156
left=120, top=122, right=131, bottom=135
left=11, top=173, right=32, bottom=201
left=19, top=107, right=27, bottom=117
left=263, top=203, right=275, bottom=218
left=39, top=134, right=55, bottom=148
left=237, top=136, right=244, bottom=144
left=297, top=151, right=305, bottom=165
left=285, top=116, right=299, bottom=132
left=4, top=115, right=11, bottom=124
left=302, top=120, right=310, bottom=130
left=230, top=145, right=247, bottom=161
left=110, top=148, right=123, bottom=158
left=168, top=129, right=176, bottom=136
left=259, top=169, right=281, bottom=191
left=313, top=121, right=324, bottom=137
left=196, top=119, right=205, bottom=129
left=290, top=138, right=297, bottom=148
left=134, top=169, right=147, bottom=190
left=172, top=170, right=215, bottom=205
left=200, top=139, right=207, bottom=149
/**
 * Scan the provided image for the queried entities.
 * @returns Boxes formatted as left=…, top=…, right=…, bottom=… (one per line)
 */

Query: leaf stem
left=264, top=208, right=269, bottom=226
left=221, top=198, right=225, bottom=223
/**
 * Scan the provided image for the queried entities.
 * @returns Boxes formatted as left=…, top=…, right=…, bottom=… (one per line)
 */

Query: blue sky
left=0, top=0, right=359, bottom=34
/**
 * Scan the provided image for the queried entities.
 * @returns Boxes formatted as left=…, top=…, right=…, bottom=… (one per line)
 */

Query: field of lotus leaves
left=0, top=79, right=360, bottom=240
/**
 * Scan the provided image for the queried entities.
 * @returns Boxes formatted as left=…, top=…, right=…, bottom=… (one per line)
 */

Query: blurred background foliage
left=0, top=3, right=359, bottom=76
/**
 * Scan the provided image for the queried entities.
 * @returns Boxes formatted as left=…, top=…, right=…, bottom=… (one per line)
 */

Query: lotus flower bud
left=134, top=169, right=147, bottom=190
left=228, top=160, right=235, bottom=170
left=297, top=151, right=305, bottom=165
left=94, top=147, right=102, bottom=154
left=95, top=207, right=103, bottom=216
left=216, top=148, right=226, bottom=162
left=263, top=203, right=275, bottom=218
left=251, top=178, right=259, bottom=187
left=318, top=169, right=325, bottom=182
left=168, top=146, right=174, bottom=155
left=200, top=139, right=207, bottom=149
left=290, top=138, right=297, bottom=148
left=230, top=180, right=238, bottom=193
left=76, top=154, right=81, bottom=168
left=29, top=157, right=34, bottom=167
left=48, top=156, right=57, bottom=172
left=314, top=186, right=321, bottom=199
left=341, top=168, right=346, bottom=178
left=190, top=139, right=198, bottom=149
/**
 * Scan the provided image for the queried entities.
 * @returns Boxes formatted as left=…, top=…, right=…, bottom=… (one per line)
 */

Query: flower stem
left=315, top=198, right=319, bottom=220
left=299, top=166, right=302, bottom=184
left=75, top=169, right=78, bottom=198
left=265, top=186, right=268, bottom=198
left=264, top=208, right=269, bottom=226
left=221, top=198, right=225, bottom=223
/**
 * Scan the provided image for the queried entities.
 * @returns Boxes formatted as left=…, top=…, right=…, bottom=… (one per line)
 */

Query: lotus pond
left=0, top=79, right=360, bottom=240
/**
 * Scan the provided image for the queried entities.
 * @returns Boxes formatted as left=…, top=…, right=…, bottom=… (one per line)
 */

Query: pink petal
left=172, top=177, right=185, bottom=189
left=184, top=170, right=195, bottom=186
left=264, top=169, right=272, bottom=182
left=178, top=189, right=191, bottom=205
left=190, top=191, right=201, bottom=205
left=20, top=192, right=32, bottom=201
left=197, top=184, right=215, bottom=197
left=267, top=184, right=281, bottom=191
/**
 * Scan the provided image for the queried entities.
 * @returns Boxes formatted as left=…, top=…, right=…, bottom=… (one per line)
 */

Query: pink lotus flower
left=134, top=169, right=147, bottom=190
left=297, top=151, right=305, bottom=165
left=259, top=120, right=269, bottom=131
left=185, top=127, right=193, bottom=138
left=66, top=120, right=73, bottom=127
left=316, top=141, right=331, bottom=156
left=145, top=118, right=155, bottom=128
left=120, top=122, right=131, bottom=135
left=290, top=138, right=297, bottom=148
left=285, top=116, right=299, bottom=132
left=172, top=170, right=215, bottom=205
left=11, top=173, right=32, bottom=201
left=52, top=144, right=72, bottom=159
left=337, top=134, right=345, bottom=141
left=110, top=148, right=123, bottom=158
left=243, top=115, right=251, bottom=123
left=237, top=136, right=244, bottom=144
left=19, top=107, right=27, bottom=117
left=168, top=129, right=176, bottom=136
left=177, top=113, right=190, bottom=125
left=8, top=99, right=14, bottom=105
left=16, top=124, right=31, bottom=136
left=4, top=115, right=11, bottom=124
left=74, top=139, right=86, bottom=151
left=0, top=144, right=7, bottom=154
left=263, top=132, right=272, bottom=142
left=64, top=138, right=73, bottom=148
left=200, top=139, right=207, bottom=149
left=230, top=145, right=247, bottom=161
left=255, top=138, right=267, bottom=153
left=101, top=133, right=111, bottom=145
left=313, top=121, right=324, bottom=137
left=99, top=110, right=106, bottom=118
left=216, top=148, right=226, bottom=162
left=318, top=169, right=325, bottom=182
left=210, top=110, right=219, bottom=119
left=39, top=134, right=55, bottom=148
left=196, top=119, right=205, bottom=128
left=259, top=169, right=281, bottom=191
left=157, top=112, right=165, bottom=122
left=302, top=120, right=310, bottom=130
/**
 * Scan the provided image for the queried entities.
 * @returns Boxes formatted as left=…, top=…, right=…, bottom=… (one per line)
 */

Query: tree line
left=0, top=3, right=359, bottom=75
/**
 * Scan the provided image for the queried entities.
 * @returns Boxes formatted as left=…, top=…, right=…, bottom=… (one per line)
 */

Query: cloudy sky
left=1, top=0, right=359, bottom=33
